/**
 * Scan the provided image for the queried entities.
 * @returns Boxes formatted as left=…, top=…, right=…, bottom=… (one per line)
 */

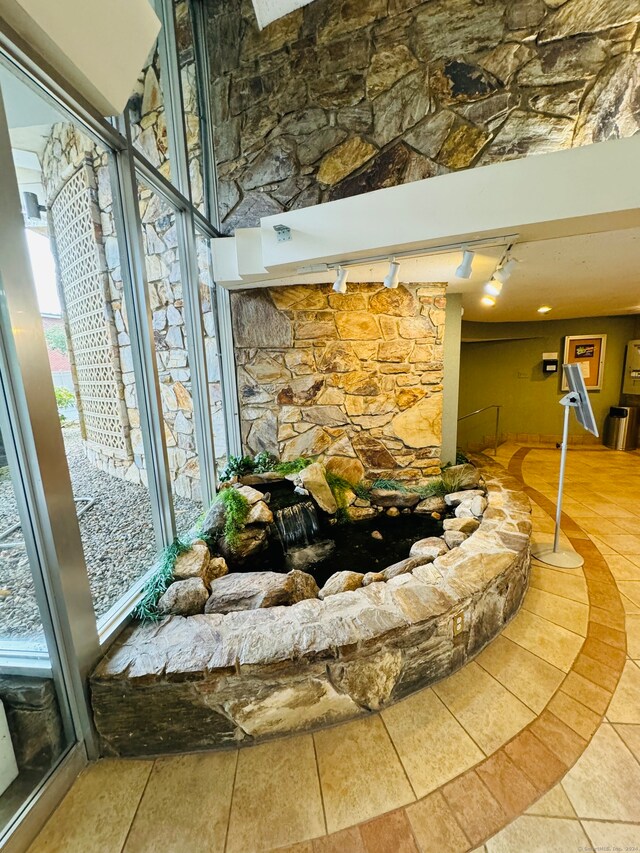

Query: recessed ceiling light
left=537, top=305, right=552, bottom=314
left=480, top=295, right=496, bottom=307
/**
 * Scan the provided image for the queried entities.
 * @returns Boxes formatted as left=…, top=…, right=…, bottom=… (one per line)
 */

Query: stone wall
left=232, top=283, right=445, bottom=479
left=207, top=0, right=640, bottom=233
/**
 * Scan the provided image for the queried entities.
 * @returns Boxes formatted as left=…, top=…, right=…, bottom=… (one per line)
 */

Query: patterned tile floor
left=28, top=444, right=640, bottom=853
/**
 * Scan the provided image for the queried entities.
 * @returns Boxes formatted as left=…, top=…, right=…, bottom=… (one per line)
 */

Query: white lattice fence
left=50, top=166, right=131, bottom=460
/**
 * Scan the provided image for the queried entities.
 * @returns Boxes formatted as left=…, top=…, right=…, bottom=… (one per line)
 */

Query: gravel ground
left=0, top=426, right=200, bottom=638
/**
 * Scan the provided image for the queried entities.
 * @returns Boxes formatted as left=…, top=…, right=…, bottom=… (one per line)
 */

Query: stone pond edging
left=90, top=459, right=532, bottom=757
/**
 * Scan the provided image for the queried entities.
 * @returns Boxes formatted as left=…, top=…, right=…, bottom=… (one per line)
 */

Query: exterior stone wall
left=90, top=458, right=531, bottom=757
left=232, top=283, right=446, bottom=479
left=207, top=0, right=640, bottom=233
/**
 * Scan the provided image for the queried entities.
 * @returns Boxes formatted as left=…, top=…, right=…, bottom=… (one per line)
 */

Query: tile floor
left=27, top=444, right=640, bottom=852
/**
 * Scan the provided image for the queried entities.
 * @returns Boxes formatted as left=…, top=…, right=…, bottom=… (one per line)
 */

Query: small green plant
left=217, top=488, right=250, bottom=549
left=441, top=467, right=471, bottom=493
left=54, top=386, right=75, bottom=423
left=218, top=454, right=256, bottom=482
left=44, top=326, right=68, bottom=354
left=456, top=450, right=470, bottom=465
left=254, top=451, right=278, bottom=473
left=275, top=457, right=313, bottom=476
left=370, top=478, right=409, bottom=492
left=326, top=471, right=356, bottom=524
left=134, top=537, right=192, bottom=622
left=353, top=482, right=371, bottom=500
left=412, top=478, right=448, bottom=499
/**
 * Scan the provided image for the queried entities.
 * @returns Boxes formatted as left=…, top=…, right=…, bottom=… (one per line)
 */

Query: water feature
left=274, top=501, right=320, bottom=549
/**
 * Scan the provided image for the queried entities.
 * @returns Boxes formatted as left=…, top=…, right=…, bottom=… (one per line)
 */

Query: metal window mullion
left=215, top=285, right=242, bottom=458
left=110, top=124, right=176, bottom=547
left=176, top=208, right=217, bottom=505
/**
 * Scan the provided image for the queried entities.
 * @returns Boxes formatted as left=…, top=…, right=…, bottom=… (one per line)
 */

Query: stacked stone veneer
left=90, top=458, right=531, bottom=756
left=207, top=0, right=640, bottom=233
left=232, top=282, right=446, bottom=478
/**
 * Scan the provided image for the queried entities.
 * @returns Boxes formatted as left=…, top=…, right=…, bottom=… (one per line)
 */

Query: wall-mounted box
left=542, top=351, right=559, bottom=374
left=623, top=340, right=640, bottom=396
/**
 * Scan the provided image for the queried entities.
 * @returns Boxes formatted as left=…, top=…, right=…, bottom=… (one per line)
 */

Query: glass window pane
left=0, top=418, right=74, bottom=832
left=138, top=182, right=203, bottom=533
left=175, top=0, right=206, bottom=214
left=196, top=231, right=227, bottom=473
left=2, top=65, right=160, bottom=620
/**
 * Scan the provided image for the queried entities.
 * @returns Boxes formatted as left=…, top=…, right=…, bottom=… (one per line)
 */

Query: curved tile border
left=91, top=463, right=532, bottom=756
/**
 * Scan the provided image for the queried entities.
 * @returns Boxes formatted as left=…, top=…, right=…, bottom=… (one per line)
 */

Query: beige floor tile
left=123, top=752, right=237, bottom=853
left=563, top=725, right=640, bottom=821
left=382, top=689, right=484, bottom=797
left=406, top=791, right=471, bottom=853
left=529, top=566, right=588, bottom=603
left=618, top=582, right=640, bottom=609
left=28, top=759, right=152, bottom=853
left=613, top=724, right=640, bottom=761
left=314, top=715, right=414, bottom=834
left=485, top=814, right=588, bottom=853
left=583, top=821, right=640, bottom=850
left=501, top=609, right=584, bottom=672
left=626, top=615, right=640, bottom=659
left=607, top=660, right=640, bottom=724
left=475, top=635, right=564, bottom=714
left=576, top=517, right=629, bottom=536
left=522, top=587, right=589, bottom=636
left=226, top=735, right=324, bottom=853
left=433, top=662, right=535, bottom=755
left=525, top=784, right=575, bottom=818
left=605, top=555, right=640, bottom=581
left=588, top=535, right=616, bottom=554
left=596, top=534, right=640, bottom=555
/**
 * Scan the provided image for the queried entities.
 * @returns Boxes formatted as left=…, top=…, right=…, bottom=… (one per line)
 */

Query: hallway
left=28, top=444, right=640, bottom=853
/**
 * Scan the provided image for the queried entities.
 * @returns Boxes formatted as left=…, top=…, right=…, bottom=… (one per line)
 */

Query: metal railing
left=458, top=405, right=502, bottom=456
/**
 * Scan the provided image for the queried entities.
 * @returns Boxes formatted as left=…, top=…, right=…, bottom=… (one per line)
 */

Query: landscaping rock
left=386, top=507, right=400, bottom=517
left=370, top=489, right=420, bottom=508
left=233, top=484, right=264, bottom=505
left=203, top=557, right=229, bottom=587
left=444, top=489, right=486, bottom=507
left=442, top=463, right=481, bottom=490
left=295, top=463, right=338, bottom=515
left=285, top=540, right=335, bottom=572
left=246, top=500, right=274, bottom=524
left=172, top=540, right=211, bottom=581
left=347, top=506, right=378, bottom=521
left=204, top=570, right=319, bottom=613
left=219, top=526, right=268, bottom=562
left=325, top=456, right=365, bottom=486
left=382, top=557, right=423, bottom=580
left=319, top=571, right=365, bottom=599
left=414, top=495, right=448, bottom=515
left=157, top=578, right=208, bottom=616
left=470, top=495, right=488, bottom=517
left=444, top=530, right=467, bottom=549
left=240, top=472, right=285, bottom=485
left=200, top=500, right=226, bottom=539
left=362, top=571, right=386, bottom=585
left=410, top=537, right=449, bottom=560
left=443, top=517, right=480, bottom=534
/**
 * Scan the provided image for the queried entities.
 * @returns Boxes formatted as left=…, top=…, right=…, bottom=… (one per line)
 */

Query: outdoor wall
left=458, top=315, right=638, bottom=448
left=231, top=283, right=445, bottom=479
left=206, top=0, right=640, bottom=233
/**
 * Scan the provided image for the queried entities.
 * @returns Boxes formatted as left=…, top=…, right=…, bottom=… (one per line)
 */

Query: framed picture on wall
left=562, top=334, right=607, bottom=391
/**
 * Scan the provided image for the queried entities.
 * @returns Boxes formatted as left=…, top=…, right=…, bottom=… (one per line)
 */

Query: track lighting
left=455, top=250, right=474, bottom=279
left=481, top=294, right=496, bottom=307
left=493, top=258, right=517, bottom=284
left=332, top=266, right=348, bottom=294
left=383, top=259, right=400, bottom=289
left=484, top=279, right=503, bottom=297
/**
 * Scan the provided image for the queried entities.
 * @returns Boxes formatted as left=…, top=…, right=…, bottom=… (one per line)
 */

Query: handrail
left=458, top=405, right=502, bottom=456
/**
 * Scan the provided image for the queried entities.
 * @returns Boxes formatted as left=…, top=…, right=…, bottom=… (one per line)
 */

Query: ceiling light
left=332, top=266, right=348, bottom=294
left=494, top=258, right=518, bottom=284
left=383, top=259, right=400, bottom=289
left=537, top=305, right=552, bottom=314
left=455, top=250, right=474, bottom=279
left=481, top=294, right=496, bottom=307
left=484, top=279, right=503, bottom=297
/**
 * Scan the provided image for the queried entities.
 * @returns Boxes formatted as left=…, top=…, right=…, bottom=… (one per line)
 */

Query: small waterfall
left=274, top=501, right=320, bottom=550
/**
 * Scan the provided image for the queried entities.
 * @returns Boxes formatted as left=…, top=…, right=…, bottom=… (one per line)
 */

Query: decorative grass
left=325, top=471, right=356, bottom=524
left=274, top=456, right=313, bottom=476
left=217, top=488, right=250, bottom=550
left=370, top=478, right=409, bottom=492
left=134, top=537, right=192, bottom=622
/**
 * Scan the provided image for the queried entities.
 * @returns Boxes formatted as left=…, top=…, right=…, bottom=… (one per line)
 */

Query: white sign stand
left=531, top=363, right=598, bottom=570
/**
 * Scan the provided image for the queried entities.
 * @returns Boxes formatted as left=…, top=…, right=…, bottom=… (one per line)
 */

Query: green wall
left=458, top=315, right=638, bottom=447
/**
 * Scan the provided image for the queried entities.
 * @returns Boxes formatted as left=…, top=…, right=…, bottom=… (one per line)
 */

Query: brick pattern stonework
left=232, top=283, right=446, bottom=478
left=207, top=0, right=640, bottom=233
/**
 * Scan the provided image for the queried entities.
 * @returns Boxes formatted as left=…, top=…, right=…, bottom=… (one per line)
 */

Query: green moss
left=274, top=456, right=313, bottom=476
left=134, top=537, right=192, bottom=622
left=217, top=488, right=250, bottom=550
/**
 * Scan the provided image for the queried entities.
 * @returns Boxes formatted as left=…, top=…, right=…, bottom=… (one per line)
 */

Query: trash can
left=603, top=406, right=638, bottom=451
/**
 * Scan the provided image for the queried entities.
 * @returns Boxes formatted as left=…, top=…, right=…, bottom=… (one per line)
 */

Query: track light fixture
left=493, top=257, right=517, bottom=284
left=383, top=258, right=400, bottom=289
left=481, top=294, right=496, bottom=307
left=332, top=266, right=348, bottom=294
left=455, top=250, right=474, bottom=279
left=484, top=279, right=503, bottom=297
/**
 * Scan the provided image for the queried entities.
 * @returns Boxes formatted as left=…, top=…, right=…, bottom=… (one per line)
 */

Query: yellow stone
left=392, top=395, right=442, bottom=448
left=438, top=125, right=491, bottom=170
left=335, top=312, right=381, bottom=340
left=317, top=137, right=377, bottom=186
